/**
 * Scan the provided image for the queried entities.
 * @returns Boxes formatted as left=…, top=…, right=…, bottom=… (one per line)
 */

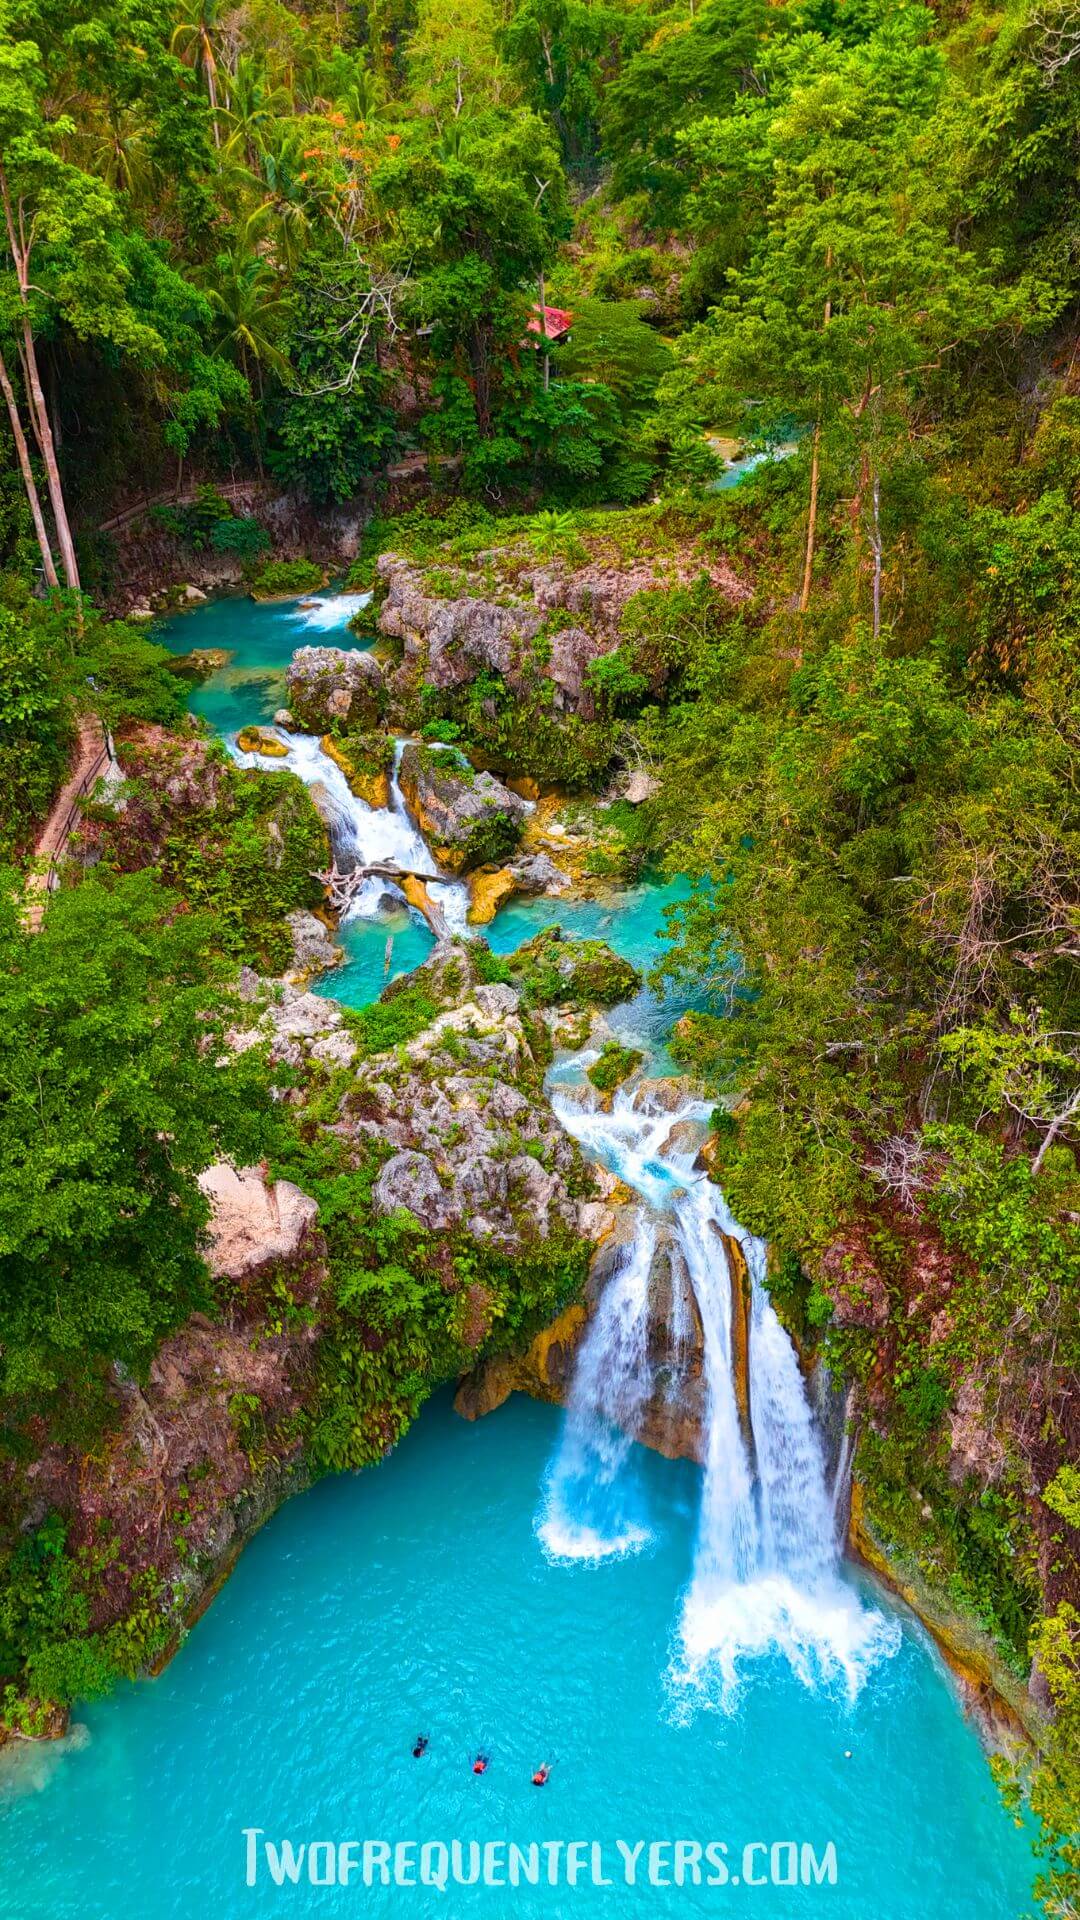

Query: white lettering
left=616, top=1840, right=645, bottom=1885
left=802, top=1841, right=838, bottom=1886
left=420, top=1842, right=448, bottom=1892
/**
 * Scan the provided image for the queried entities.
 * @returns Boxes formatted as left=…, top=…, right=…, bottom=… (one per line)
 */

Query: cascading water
left=543, top=1083, right=899, bottom=1703
left=293, top=591, right=375, bottom=633
left=231, top=727, right=470, bottom=937
left=537, top=1221, right=658, bottom=1562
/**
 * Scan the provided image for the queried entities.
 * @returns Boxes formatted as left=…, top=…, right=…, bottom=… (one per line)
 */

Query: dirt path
left=24, top=714, right=111, bottom=930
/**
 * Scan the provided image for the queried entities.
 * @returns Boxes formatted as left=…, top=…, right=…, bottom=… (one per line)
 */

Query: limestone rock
left=236, top=726, right=289, bottom=758
left=197, top=1164, right=319, bottom=1280
left=373, top=1151, right=455, bottom=1231
left=286, top=910, right=343, bottom=980
left=467, top=866, right=516, bottom=925
left=286, top=645, right=384, bottom=731
left=309, top=1028, right=357, bottom=1069
left=509, top=850, right=569, bottom=895
left=397, top=743, right=528, bottom=873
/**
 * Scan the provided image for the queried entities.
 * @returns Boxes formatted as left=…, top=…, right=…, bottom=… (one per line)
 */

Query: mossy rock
left=321, top=735, right=390, bottom=808
left=169, top=647, right=234, bottom=681
left=236, top=726, right=289, bottom=758
left=587, top=1041, right=645, bottom=1100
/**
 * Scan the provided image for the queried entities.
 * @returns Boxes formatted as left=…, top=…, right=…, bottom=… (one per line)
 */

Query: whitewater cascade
left=232, top=728, right=470, bottom=938
left=227, top=590, right=470, bottom=936
left=542, top=1085, right=899, bottom=1703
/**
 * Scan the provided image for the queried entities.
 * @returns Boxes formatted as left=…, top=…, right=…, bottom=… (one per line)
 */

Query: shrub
left=250, top=558, right=324, bottom=599
left=587, top=1041, right=645, bottom=1094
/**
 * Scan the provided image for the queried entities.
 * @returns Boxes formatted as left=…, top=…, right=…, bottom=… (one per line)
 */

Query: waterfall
left=537, top=1221, right=658, bottom=1562
left=544, top=1085, right=899, bottom=1702
left=293, top=591, right=374, bottom=634
left=231, top=728, right=469, bottom=937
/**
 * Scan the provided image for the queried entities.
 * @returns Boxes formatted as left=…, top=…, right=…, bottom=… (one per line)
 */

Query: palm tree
left=82, top=103, right=155, bottom=200
left=222, top=56, right=293, bottom=171
left=203, top=247, right=290, bottom=386
left=171, top=0, right=227, bottom=147
left=202, top=247, right=291, bottom=477
left=249, top=121, right=317, bottom=273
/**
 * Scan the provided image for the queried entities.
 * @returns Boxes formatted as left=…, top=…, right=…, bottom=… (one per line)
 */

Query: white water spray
left=231, top=727, right=469, bottom=937
left=544, top=1085, right=899, bottom=1700
left=293, top=591, right=374, bottom=634
left=537, top=1221, right=658, bottom=1563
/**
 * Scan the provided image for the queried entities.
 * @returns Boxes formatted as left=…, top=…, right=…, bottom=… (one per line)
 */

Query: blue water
left=0, top=1396, right=1033, bottom=1919
left=166, top=590, right=374, bottom=736
left=17, top=591, right=1023, bottom=1918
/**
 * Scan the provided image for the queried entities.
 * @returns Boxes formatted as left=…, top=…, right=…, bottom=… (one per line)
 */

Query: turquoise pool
left=0, top=1395, right=1034, bottom=1919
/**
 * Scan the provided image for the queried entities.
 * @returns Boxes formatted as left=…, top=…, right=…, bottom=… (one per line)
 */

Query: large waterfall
left=542, top=1084, right=899, bottom=1704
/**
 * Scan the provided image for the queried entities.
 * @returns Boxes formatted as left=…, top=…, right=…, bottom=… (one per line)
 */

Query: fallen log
left=312, top=861, right=451, bottom=939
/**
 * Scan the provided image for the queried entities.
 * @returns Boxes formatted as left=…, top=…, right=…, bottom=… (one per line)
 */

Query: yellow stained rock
left=402, top=873, right=440, bottom=932
left=467, top=866, right=516, bottom=925
left=236, top=726, right=289, bottom=758
left=320, top=735, right=389, bottom=809
left=506, top=774, right=542, bottom=802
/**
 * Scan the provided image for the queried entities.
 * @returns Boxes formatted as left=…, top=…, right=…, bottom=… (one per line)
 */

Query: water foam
left=230, top=729, right=469, bottom=937
left=543, top=1085, right=899, bottom=1702
left=537, top=1219, right=659, bottom=1564
left=293, top=591, right=373, bottom=633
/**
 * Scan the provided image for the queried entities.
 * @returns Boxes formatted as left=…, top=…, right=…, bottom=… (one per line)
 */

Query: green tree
left=0, top=870, right=274, bottom=1411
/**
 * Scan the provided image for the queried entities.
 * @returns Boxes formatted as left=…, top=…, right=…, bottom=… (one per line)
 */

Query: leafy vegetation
left=1, top=0, right=1080, bottom=1900
left=587, top=1040, right=644, bottom=1095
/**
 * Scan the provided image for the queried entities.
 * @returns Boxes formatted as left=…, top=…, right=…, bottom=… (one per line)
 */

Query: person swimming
left=472, top=1753, right=489, bottom=1775
left=531, top=1764, right=550, bottom=1787
left=412, top=1735, right=429, bottom=1758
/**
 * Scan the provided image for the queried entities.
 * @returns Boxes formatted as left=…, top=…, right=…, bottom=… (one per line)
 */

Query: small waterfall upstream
left=542, top=1085, right=899, bottom=1704
left=232, top=728, right=470, bottom=937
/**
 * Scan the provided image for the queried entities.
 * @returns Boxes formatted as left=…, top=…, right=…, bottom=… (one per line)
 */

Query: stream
left=0, top=589, right=1036, bottom=1919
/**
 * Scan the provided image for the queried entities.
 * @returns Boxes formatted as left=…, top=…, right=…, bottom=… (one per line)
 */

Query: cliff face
left=375, top=545, right=748, bottom=722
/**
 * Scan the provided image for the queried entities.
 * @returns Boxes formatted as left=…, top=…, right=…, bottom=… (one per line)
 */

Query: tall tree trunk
left=799, top=259, right=833, bottom=616
left=2, top=169, right=81, bottom=591
left=204, top=47, right=222, bottom=148
left=20, top=322, right=81, bottom=591
left=798, top=419, right=823, bottom=614
left=0, top=348, right=60, bottom=587
left=538, top=269, right=550, bottom=393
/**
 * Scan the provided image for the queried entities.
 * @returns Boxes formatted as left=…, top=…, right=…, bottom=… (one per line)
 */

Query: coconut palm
left=81, top=103, right=155, bottom=200
left=202, top=247, right=291, bottom=388
left=222, top=56, right=294, bottom=171
left=170, top=0, right=227, bottom=146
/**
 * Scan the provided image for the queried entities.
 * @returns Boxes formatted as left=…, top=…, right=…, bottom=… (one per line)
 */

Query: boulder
left=467, top=867, right=516, bottom=925
left=509, top=851, right=569, bottom=894
left=286, top=910, right=343, bottom=980
left=236, top=726, right=289, bottom=758
left=373, top=1150, right=456, bottom=1231
left=170, top=647, right=233, bottom=680
left=286, top=646, right=384, bottom=731
left=376, top=555, right=547, bottom=695
left=197, top=1164, right=319, bottom=1281
left=397, top=743, right=528, bottom=872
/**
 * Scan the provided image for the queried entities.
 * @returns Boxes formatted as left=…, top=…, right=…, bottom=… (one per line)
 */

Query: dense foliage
left=2, top=0, right=1080, bottom=1904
